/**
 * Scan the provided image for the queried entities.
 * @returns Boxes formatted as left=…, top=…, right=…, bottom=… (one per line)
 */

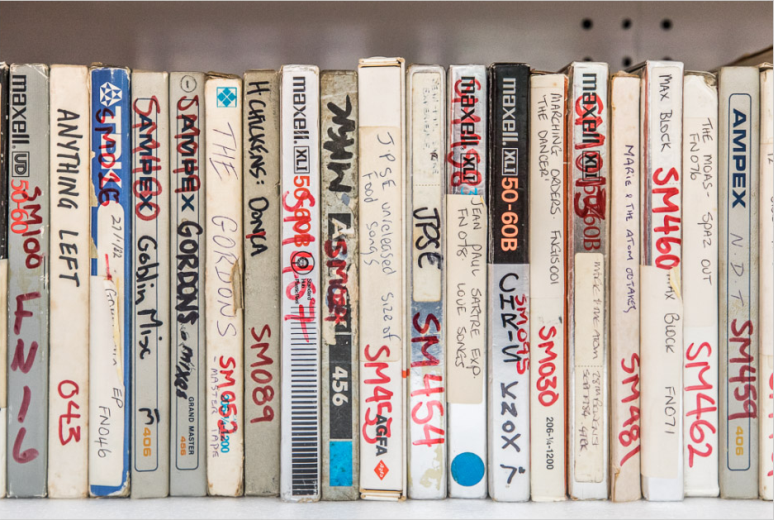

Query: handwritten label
left=529, top=75, right=566, bottom=499
left=408, top=68, right=445, bottom=496
left=724, top=93, right=757, bottom=473
left=682, top=73, right=718, bottom=493
left=573, top=253, right=605, bottom=483
left=171, top=76, right=204, bottom=472
left=89, top=278, right=126, bottom=487
left=320, top=71, right=359, bottom=497
left=204, top=77, right=243, bottom=496
left=490, top=264, right=530, bottom=488
left=641, top=266, right=682, bottom=479
left=359, top=123, right=403, bottom=489
left=48, top=66, right=90, bottom=497
left=132, top=92, right=166, bottom=473
left=608, top=75, right=641, bottom=501
left=411, top=70, right=443, bottom=301
left=446, top=195, right=486, bottom=404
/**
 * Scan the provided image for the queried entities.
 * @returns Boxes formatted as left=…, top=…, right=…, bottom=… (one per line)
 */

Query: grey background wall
left=0, top=1, right=771, bottom=73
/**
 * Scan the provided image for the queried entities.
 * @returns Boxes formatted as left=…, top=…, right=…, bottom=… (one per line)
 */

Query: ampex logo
left=100, top=82, right=123, bottom=107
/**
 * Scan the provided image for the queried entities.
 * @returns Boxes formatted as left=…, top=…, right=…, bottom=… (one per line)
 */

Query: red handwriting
left=728, top=319, right=757, bottom=420
left=324, top=235, right=349, bottom=325
left=685, top=341, right=717, bottom=467
left=282, top=184, right=316, bottom=247
left=652, top=167, right=681, bottom=270
left=10, top=292, right=42, bottom=464
left=573, top=176, right=606, bottom=251
left=281, top=260, right=317, bottom=342
left=536, top=326, right=559, bottom=407
left=574, top=84, right=605, bottom=150
left=174, top=95, right=201, bottom=193
left=572, top=75, right=607, bottom=252
left=248, top=325, right=275, bottom=424
left=410, top=374, right=444, bottom=446
left=95, top=105, right=124, bottom=206
left=217, top=356, right=238, bottom=452
left=410, top=312, right=441, bottom=368
left=133, top=96, right=162, bottom=221
left=362, top=344, right=393, bottom=455
left=409, top=311, right=445, bottom=447
left=282, top=168, right=318, bottom=341
left=448, top=77, right=483, bottom=190
left=9, top=179, right=43, bottom=268
left=618, top=353, right=641, bottom=467
left=57, top=380, right=82, bottom=446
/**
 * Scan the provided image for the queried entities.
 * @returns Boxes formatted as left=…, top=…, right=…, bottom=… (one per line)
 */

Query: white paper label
left=488, top=264, right=529, bottom=499
left=407, top=68, right=446, bottom=499
left=682, top=73, right=719, bottom=495
left=89, top=276, right=126, bottom=488
left=359, top=125, right=404, bottom=493
left=204, top=77, right=244, bottom=497
left=446, top=195, right=487, bottom=404
left=528, top=74, right=566, bottom=500
left=48, top=65, right=90, bottom=497
left=640, top=266, right=683, bottom=479
left=573, top=253, right=605, bottom=483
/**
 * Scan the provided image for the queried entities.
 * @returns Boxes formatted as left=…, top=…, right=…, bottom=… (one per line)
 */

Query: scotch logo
left=100, top=82, right=123, bottom=107
left=11, top=151, right=30, bottom=177
left=216, top=86, right=237, bottom=108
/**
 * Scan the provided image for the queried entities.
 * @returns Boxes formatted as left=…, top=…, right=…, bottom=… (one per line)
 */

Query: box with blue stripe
left=88, top=66, right=132, bottom=497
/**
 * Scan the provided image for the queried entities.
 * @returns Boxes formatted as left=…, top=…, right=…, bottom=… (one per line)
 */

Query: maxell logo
left=11, top=151, right=30, bottom=177
left=294, top=145, right=309, bottom=174
left=501, top=76, right=518, bottom=145
left=292, top=75, right=309, bottom=141
left=10, top=73, right=30, bottom=146
left=502, top=148, right=518, bottom=176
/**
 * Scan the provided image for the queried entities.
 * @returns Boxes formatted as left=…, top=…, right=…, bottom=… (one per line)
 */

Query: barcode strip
left=289, top=299, right=319, bottom=496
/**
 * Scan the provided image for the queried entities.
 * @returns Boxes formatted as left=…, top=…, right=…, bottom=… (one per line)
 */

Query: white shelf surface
left=0, top=497, right=772, bottom=519
left=0, top=2, right=771, bottom=73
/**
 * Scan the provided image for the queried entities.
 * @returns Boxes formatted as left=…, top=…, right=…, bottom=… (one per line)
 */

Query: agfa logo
left=100, top=82, right=123, bottom=107
left=217, top=87, right=237, bottom=108
left=374, top=460, right=389, bottom=480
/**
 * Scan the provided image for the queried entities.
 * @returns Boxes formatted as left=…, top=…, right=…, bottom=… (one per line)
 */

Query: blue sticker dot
left=451, top=452, right=485, bottom=487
